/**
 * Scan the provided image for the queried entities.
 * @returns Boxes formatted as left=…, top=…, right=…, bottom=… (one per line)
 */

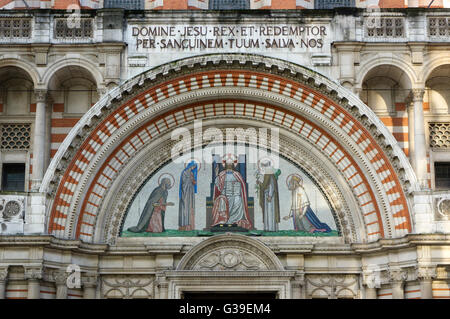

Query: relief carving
left=102, top=276, right=154, bottom=299
left=196, top=249, right=263, bottom=271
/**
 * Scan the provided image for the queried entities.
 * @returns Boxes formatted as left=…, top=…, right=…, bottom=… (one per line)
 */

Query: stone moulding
left=40, top=53, right=418, bottom=244
left=41, top=53, right=417, bottom=196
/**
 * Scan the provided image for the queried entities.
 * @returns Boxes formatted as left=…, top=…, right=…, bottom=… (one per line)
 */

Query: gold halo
left=286, top=173, right=302, bottom=188
left=184, top=158, right=201, bottom=171
left=158, top=173, right=175, bottom=189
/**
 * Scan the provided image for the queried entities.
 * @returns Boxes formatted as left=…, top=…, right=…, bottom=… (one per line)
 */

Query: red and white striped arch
left=43, top=55, right=416, bottom=243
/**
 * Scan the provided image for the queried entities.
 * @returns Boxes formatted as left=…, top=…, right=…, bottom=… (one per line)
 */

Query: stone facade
left=0, top=8, right=449, bottom=299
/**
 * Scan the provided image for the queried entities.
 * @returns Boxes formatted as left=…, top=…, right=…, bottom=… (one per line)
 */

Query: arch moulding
left=40, top=53, right=418, bottom=245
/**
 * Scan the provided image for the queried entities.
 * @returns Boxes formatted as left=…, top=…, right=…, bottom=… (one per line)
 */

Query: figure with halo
left=127, top=174, right=175, bottom=233
left=178, top=161, right=198, bottom=231
left=256, top=158, right=281, bottom=232
left=211, top=154, right=252, bottom=230
left=283, top=174, right=331, bottom=233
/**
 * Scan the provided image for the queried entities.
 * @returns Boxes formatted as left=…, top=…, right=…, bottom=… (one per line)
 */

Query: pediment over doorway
left=176, top=233, right=285, bottom=271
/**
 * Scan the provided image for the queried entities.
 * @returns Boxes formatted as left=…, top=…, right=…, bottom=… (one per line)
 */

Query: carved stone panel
left=101, top=275, right=154, bottom=299
left=195, top=248, right=265, bottom=271
left=177, top=234, right=284, bottom=271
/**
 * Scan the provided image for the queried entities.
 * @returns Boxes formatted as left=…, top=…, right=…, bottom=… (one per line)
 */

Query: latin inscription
left=131, top=24, right=328, bottom=51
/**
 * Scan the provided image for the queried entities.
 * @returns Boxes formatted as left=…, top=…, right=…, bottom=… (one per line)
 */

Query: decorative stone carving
left=306, top=275, right=358, bottom=299
left=0, top=195, right=25, bottom=235
left=363, top=268, right=381, bottom=289
left=0, top=123, right=31, bottom=150
left=365, top=16, right=405, bottom=38
left=24, top=267, right=43, bottom=281
left=428, top=17, right=450, bottom=37
left=0, top=18, right=31, bottom=39
left=0, top=196, right=25, bottom=221
left=434, top=195, right=450, bottom=220
left=34, top=89, right=47, bottom=103
left=54, top=18, right=93, bottom=39
left=388, top=268, right=408, bottom=283
left=417, top=266, right=437, bottom=281
left=429, top=123, right=450, bottom=149
left=53, top=270, right=69, bottom=286
left=410, top=89, right=425, bottom=103
left=177, top=234, right=285, bottom=271
left=196, top=249, right=263, bottom=271
left=102, top=276, right=154, bottom=299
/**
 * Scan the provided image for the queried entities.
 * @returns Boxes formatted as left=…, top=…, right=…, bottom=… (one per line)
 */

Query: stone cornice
left=0, top=233, right=449, bottom=256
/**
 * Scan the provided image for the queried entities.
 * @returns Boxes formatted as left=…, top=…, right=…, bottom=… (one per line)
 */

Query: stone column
left=0, top=267, right=8, bottom=299
left=389, top=268, right=407, bottom=299
left=417, top=266, right=436, bottom=299
left=411, top=89, right=428, bottom=188
left=291, top=273, right=305, bottom=299
left=54, top=270, right=68, bottom=299
left=44, top=100, right=52, bottom=171
left=24, top=267, right=42, bottom=299
left=31, top=90, right=48, bottom=191
left=407, top=97, right=415, bottom=165
left=82, top=274, right=98, bottom=299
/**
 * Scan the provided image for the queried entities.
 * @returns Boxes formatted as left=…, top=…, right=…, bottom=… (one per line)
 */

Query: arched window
left=209, top=0, right=250, bottom=9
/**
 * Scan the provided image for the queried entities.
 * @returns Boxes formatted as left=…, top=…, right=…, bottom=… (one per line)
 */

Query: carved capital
left=417, top=266, right=436, bottom=281
left=34, top=89, right=48, bottom=103
left=24, top=267, right=43, bottom=281
left=0, top=267, right=8, bottom=282
left=54, top=270, right=69, bottom=286
left=363, top=270, right=381, bottom=289
left=388, top=268, right=408, bottom=283
left=97, top=87, right=108, bottom=96
left=410, top=89, right=425, bottom=103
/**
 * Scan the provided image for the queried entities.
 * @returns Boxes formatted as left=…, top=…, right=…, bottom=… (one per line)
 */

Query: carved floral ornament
left=102, top=276, right=154, bottom=299
left=177, top=234, right=284, bottom=271
left=42, top=53, right=416, bottom=243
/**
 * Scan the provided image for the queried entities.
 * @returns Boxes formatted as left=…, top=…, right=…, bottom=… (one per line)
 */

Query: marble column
left=54, top=270, right=68, bottom=299
left=44, top=101, right=52, bottom=172
left=389, top=268, right=407, bottom=299
left=82, top=274, right=98, bottom=299
left=0, top=267, right=8, bottom=299
left=411, top=89, right=428, bottom=188
left=407, top=97, right=415, bottom=166
left=31, top=90, right=48, bottom=191
left=417, top=266, right=436, bottom=299
left=24, top=267, right=42, bottom=299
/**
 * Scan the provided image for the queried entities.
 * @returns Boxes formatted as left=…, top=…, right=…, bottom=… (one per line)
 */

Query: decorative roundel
left=437, top=198, right=450, bottom=218
left=286, top=174, right=303, bottom=188
left=3, top=201, right=21, bottom=218
left=158, top=173, right=175, bottom=189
